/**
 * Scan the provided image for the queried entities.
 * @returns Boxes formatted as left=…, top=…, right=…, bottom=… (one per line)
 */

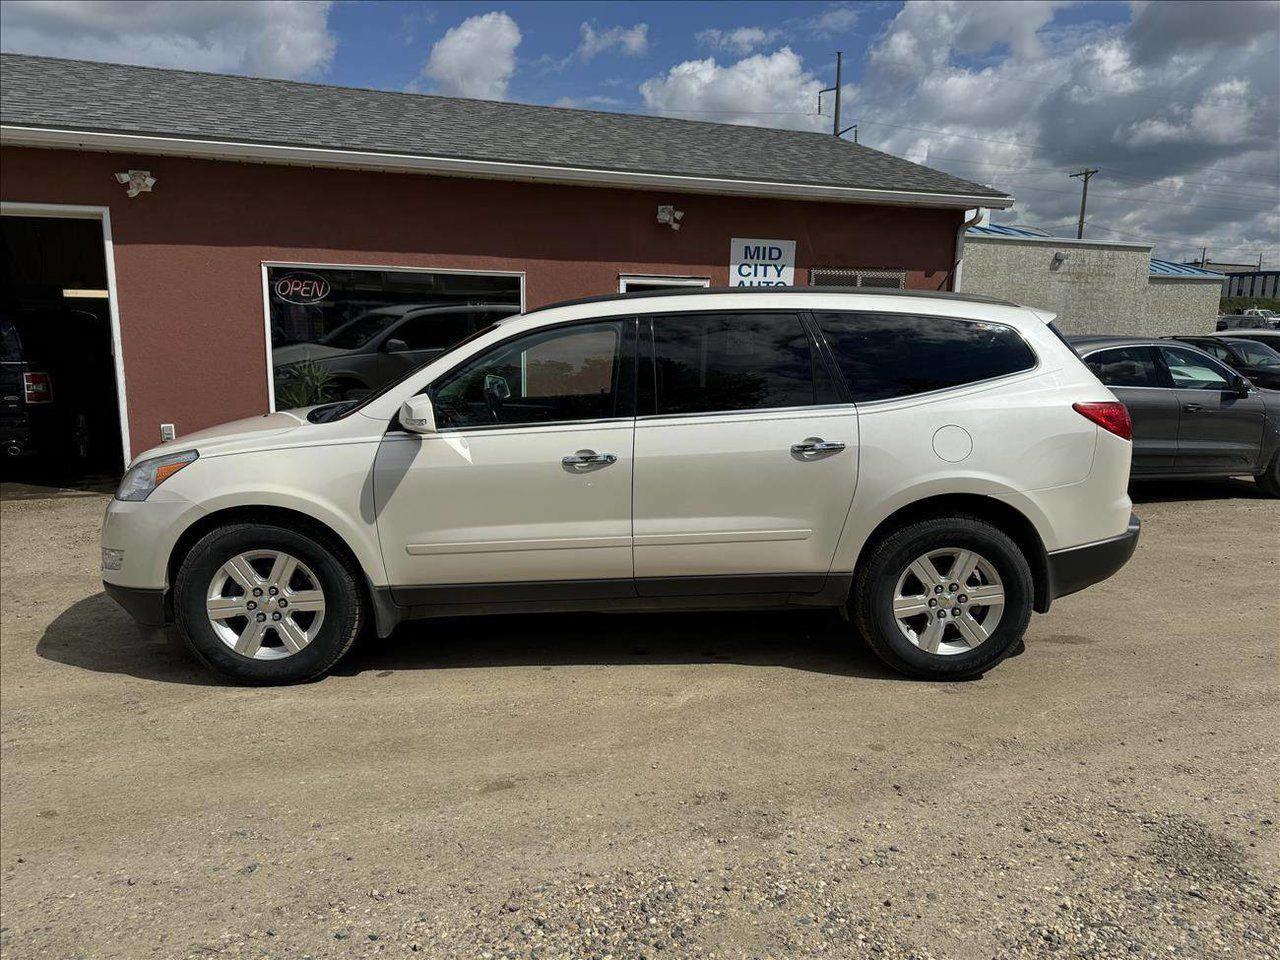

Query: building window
left=619, top=275, right=711, bottom=293
left=810, top=267, right=907, bottom=289
left=265, top=264, right=522, bottom=409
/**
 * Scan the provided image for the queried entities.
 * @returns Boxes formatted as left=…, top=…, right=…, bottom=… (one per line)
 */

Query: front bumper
left=104, top=581, right=169, bottom=626
left=1047, top=513, right=1141, bottom=601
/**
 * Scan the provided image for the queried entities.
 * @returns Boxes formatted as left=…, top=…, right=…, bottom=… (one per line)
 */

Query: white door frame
left=1, top=201, right=133, bottom=466
left=260, top=260, right=527, bottom=413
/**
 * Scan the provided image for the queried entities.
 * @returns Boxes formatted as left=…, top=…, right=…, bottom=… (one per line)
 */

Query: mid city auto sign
left=730, top=237, right=795, bottom=287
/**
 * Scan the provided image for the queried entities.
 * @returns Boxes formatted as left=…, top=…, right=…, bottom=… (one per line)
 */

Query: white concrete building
left=959, top=224, right=1223, bottom=336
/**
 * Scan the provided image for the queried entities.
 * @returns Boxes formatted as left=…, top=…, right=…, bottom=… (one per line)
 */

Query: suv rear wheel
left=853, top=515, right=1033, bottom=679
left=173, top=523, right=364, bottom=684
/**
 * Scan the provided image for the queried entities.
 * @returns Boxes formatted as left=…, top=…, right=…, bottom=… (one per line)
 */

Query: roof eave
left=0, top=124, right=1015, bottom=210
left=966, top=232, right=1150, bottom=251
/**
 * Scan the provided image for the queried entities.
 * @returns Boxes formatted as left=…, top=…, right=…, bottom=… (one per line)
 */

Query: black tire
left=1256, top=451, right=1280, bottom=498
left=852, top=515, right=1033, bottom=680
left=173, top=523, right=364, bottom=684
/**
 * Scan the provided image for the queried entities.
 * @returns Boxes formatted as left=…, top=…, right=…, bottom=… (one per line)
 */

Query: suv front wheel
left=173, top=522, right=364, bottom=684
left=853, top=515, right=1033, bottom=679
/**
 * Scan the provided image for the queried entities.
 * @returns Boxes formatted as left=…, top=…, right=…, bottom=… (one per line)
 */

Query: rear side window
left=1084, top=346, right=1164, bottom=388
left=650, top=312, right=827, bottom=415
left=813, top=312, right=1037, bottom=402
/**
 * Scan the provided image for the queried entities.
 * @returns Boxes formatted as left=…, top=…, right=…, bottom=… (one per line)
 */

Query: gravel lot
left=1, top=480, right=1277, bottom=960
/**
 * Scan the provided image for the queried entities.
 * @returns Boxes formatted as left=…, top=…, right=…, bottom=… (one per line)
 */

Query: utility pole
left=818, top=52, right=859, bottom=141
left=1069, top=168, right=1099, bottom=239
left=1200, top=246, right=1207, bottom=267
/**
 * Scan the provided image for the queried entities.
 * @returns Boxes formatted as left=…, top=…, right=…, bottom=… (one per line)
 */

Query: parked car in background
left=1219, top=329, right=1280, bottom=353
left=1072, top=335, right=1280, bottom=494
left=272, top=302, right=520, bottom=402
left=1, top=309, right=117, bottom=466
left=1, top=316, right=52, bottom=458
left=104, top=288, right=1140, bottom=684
left=1218, top=310, right=1280, bottom=331
left=1169, top=335, right=1280, bottom=390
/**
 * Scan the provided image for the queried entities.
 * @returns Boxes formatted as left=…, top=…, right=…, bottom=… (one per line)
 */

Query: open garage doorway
left=1, top=207, right=126, bottom=493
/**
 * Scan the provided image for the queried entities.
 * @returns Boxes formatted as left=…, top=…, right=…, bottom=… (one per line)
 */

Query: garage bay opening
left=1, top=214, right=122, bottom=490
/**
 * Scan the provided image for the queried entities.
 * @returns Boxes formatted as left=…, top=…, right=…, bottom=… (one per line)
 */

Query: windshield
left=306, top=320, right=506, bottom=423
left=319, top=310, right=403, bottom=350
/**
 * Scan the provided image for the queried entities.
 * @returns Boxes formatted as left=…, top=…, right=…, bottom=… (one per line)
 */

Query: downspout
left=951, top=208, right=984, bottom=292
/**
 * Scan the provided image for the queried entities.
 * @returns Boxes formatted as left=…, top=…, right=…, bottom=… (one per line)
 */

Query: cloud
left=695, top=26, right=780, bottom=55
left=640, top=47, right=826, bottom=130
left=869, top=0, right=1067, bottom=77
left=553, top=94, right=625, bottom=110
left=0, top=0, right=336, bottom=78
left=800, top=2, right=860, bottom=39
left=577, top=21, right=648, bottom=60
left=422, top=10, right=520, bottom=100
left=842, top=0, right=1279, bottom=265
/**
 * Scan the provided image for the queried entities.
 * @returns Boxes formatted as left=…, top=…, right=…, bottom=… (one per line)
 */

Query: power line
left=854, top=118, right=1280, bottom=185
left=1084, top=222, right=1277, bottom=255
left=1001, top=181, right=1260, bottom=216
left=917, top=152, right=1279, bottom=201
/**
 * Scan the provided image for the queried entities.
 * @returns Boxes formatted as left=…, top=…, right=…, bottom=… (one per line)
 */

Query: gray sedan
left=1070, top=335, right=1280, bottom=495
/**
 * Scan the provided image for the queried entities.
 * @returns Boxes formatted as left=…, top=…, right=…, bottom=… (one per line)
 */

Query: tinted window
left=1160, top=345, right=1232, bottom=390
left=650, top=312, right=819, bottom=415
left=432, top=321, right=625, bottom=428
left=1226, top=339, right=1280, bottom=369
left=1085, top=346, right=1163, bottom=388
left=1190, top=340, right=1232, bottom=362
left=0, top=321, right=21, bottom=362
left=814, top=312, right=1037, bottom=402
left=391, top=311, right=474, bottom=351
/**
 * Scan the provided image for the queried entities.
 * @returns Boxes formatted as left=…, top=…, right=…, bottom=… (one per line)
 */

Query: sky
left=2, top=0, right=1277, bottom=267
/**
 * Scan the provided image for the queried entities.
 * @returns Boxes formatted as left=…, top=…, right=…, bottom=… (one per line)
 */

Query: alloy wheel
left=205, top=550, right=326, bottom=659
left=892, top=548, right=1005, bottom=656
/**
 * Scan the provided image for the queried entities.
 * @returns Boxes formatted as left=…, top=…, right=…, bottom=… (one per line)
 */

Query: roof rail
left=535, top=285, right=1019, bottom=312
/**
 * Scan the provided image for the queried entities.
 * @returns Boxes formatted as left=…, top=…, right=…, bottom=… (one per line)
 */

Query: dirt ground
left=1, top=480, right=1277, bottom=960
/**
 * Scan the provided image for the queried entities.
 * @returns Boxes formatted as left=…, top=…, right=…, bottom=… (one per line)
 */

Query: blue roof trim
left=1149, top=258, right=1224, bottom=278
left=966, top=223, right=1053, bottom=238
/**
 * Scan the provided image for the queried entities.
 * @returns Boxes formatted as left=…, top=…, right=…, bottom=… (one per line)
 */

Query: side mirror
left=484, top=373, right=511, bottom=401
left=399, top=395, right=437, bottom=434
left=384, top=338, right=408, bottom=353
left=1230, top=374, right=1252, bottom=397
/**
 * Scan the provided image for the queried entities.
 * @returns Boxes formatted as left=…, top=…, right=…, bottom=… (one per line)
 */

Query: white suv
left=102, top=289, right=1139, bottom=684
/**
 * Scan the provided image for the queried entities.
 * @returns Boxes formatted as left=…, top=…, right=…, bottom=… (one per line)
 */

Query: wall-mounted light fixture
left=1051, top=250, right=1070, bottom=267
left=114, top=169, right=156, bottom=197
left=656, top=204, right=684, bottom=231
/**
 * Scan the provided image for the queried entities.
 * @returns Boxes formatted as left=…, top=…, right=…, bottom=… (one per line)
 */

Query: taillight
left=22, top=372, right=52, bottom=404
left=1074, top=401, right=1131, bottom=440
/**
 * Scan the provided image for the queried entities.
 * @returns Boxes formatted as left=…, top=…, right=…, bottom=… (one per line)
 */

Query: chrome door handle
left=562, top=449, right=617, bottom=468
left=791, top=438, right=846, bottom=456
left=1182, top=403, right=1203, bottom=413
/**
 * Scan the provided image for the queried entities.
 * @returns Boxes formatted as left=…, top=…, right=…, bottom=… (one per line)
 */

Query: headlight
left=116, top=449, right=198, bottom=501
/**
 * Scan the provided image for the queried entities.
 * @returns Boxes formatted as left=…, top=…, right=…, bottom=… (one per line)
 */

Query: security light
left=115, top=169, right=156, bottom=197
left=656, top=205, right=684, bottom=231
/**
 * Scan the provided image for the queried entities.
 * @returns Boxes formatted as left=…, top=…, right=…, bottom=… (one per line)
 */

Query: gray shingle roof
left=0, top=53, right=1010, bottom=203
